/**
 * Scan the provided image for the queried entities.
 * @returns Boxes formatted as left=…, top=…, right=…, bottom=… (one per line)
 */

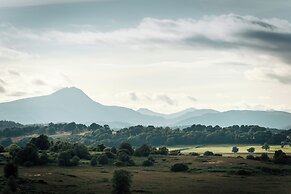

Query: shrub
left=247, top=147, right=255, bottom=153
left=30, top=134, right=50, bottom=150
left=203, top=151, right=214, bottom=156
left=246, top=155, right=255, bottom=160
left=170, top=163, right=189, bottom=172
left=4, top=162, right=18, bottom=178
left=114, top=161, right=125, bottom=167
left=98, top=154, right=109, bottom=165
left=148, top=156, right=155, bottom=162
left=189, top=152, right=199, bottom=156
left=232, top=147, right=239, bottom=153
left=7, top=176, right=17, bottom=192
left=158, top=147, right=169, bottom=155
left=58, top=151, right=72, bottom=166
left=112, top=169, right=132, bottom=194
left=90, top=156, right=98, bottom=166
left=7, top=144, right=21, bottom=157
left=73, top=144, right=91, bottom=160
left=111, top=146, right=117, bottom=154
left=134, top=144, right=151, bottom=157
left=118, top=152, right=130, bottom=163
left=119, top=142, right=134, bottom=155
left=0, top=145, right=4, bottom=153
left=262, top=143, right=270, bottom=151
left=142, top=160, right=154, bottom=167
left=38, top=153, right=49, bottom=165
left=214, top=153, right=222, bottom=157
left=273, top=150, right=291, bottom=164
left=15, top=144, right=39, bottom=166
left=70, top=156, right=80, bottom=166
left=260, top=153, right=270, bottom=161
left=97, top=144, right=106, bottom=152
left=105, top=151, right=116, bottom=159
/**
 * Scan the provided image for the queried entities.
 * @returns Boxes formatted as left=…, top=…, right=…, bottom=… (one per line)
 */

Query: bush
left=112, top=169, right=132, bottom=194
left=170, top=163, right=189, bottom=172
left=30, top=134, right=50, bottom=150
left=148, top=156, right=155, bottom=162
left=15, top=144, right=39, bottom=165
left=262, top=143, right=270, bottom=151
left=38, top=153, right=49, bottom=165
left=7, top=176, right=17, bottom=192
left=273, top=150, right=291, bottom=164
left=58, top=151, right=73, bottom=166
left=98, top=154, right=109, bottom=165
left=114, top=161, right=125, bottom=167
left=119, top=142, right=134, bottom=155
left=73, top=144, right=91, bottom=160
left=142, top=160, right=154, bottom=167
left=232, top=147, right=239, bottom=153
left=118, top=152, right=130, bottom=163
left=134, top=144, right=151, bottom=157
left=260, top=153, right=270, bottom=161
left=90, top=156, right=98, bottom=166
left=70, top=155, right=80, bottom=166
left=158, top=147, right=169, bottom=155
left=111, top=146, right=117, bottom=154
left=7, top=144, right=21, bottom=157
left=203, top=151, right=214, bottom=156
left=247, top=147, right=255, bottom=153
left=0, top=145, right=4, bottom=153
left=104, top=151, right=116, bottom=159
left=4, top=162, right=18, bottom=178
left=246, top=155, right=255, bottom=160
left=97, top=144, right=106, bottom=152
left=189, top=152, right=199, bottom=156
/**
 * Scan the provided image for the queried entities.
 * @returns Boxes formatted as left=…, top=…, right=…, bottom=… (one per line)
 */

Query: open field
left=1, top=155, right=291, bottom=194
left=168, top=145, right=291, bottom=155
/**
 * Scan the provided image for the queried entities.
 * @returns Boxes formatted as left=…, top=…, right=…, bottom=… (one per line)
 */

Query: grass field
left=1, top=154, right=291, bottom=194
left=168, top=145, right=291, bottom=155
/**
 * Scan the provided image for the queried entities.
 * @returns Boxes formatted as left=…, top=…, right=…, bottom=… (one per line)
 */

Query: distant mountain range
left=0, top=87, right=291, bottom=129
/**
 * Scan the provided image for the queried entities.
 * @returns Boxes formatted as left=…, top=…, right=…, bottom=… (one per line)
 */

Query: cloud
left=0, top=79, right=6, bottom=85
left=0, top=85, right=6, bottom=93
left=187, top=96, right=197, bottom=102
left=0, top=47, right=31, bottom=61
left=8, top=70, right=20, bottom=76
left=8, top=91, right=27, bottom=97
left=32, top=79, right=47, bottom=86
left=267, top=73, right=291, bottom=84
left=129, top=92, right=139, bottom=101
left=157, top=95, right=176, bottom=106
left=0, top=0, right=107, bottom=7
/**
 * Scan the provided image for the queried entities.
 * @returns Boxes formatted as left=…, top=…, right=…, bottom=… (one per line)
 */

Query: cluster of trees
left=1, top=121, right=291, bottom=147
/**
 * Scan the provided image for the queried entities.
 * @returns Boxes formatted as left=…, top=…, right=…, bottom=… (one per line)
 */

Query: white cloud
left=0, top=0, right=107, bottom=7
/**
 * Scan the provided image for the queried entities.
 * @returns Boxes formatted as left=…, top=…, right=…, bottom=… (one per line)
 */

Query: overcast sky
left=0, top=0, right=291, bottom=113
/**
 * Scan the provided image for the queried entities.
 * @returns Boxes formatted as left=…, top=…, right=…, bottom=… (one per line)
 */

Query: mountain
left=0, top=87, right=291, bottom=129
left=175, top=110, right=291, bottom=129
left=0, top=87, right=165, bottom=125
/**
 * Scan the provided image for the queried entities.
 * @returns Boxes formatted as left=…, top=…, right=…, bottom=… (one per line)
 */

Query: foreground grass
left=1, top=154, right=291, bottom=194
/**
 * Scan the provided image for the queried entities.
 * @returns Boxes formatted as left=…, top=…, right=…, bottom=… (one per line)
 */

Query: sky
left=0, top=0, right=291, bottom=113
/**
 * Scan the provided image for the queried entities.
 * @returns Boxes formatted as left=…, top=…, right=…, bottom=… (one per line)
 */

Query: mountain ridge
left=0, top=87, right=291, bottom=129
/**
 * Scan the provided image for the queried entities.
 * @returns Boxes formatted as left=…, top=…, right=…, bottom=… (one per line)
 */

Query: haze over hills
left=0, top=87, right=291, bottom=129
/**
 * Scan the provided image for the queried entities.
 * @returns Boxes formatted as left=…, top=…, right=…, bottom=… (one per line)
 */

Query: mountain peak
left=49, top=87, right=94, bottom=102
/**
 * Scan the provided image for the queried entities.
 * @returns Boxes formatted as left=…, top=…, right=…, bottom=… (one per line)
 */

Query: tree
left=262, top=143, right=270, bottom=151
left=111, top=146, right=117, bottom=154
left=70, top=155, right=80, bottom=166
left=112, top=169, right=132, bottom=194
left=98, top=154, right=109, bottom=165
left=134, top=144, right=151, bottom=157
left=73, top=144, right=91, bottom=160
left=15, top=144, right=39, bottom=165
left=7, top=144, right=21, bottom=157
left=232, top=146, right=239, bottom=153
left=142, top=160, right=154, bottom=167
left=58, top=151, right=72, bottom=166
left=0, top=144, right=4, bottom=153
left=97, top=144, right=106, bottom=152
left=90, top=156, right=97, bottom=166
left=203, top=151, right=214, bottom=156
left=170, top=163, right=189, bottom=172
left=30, top=134, right=50, bottom=150
left=119, top=142, right=134, bottom=155
left=158, top=147, right=169, bottom=155
left=4, top=162, right=18, bottom=178
left=7, top=176, right=17, bottom=192
left=247, top=147, right=255, bottom=153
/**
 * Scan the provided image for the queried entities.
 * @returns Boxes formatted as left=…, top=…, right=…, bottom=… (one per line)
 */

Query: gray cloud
left=0, top=79, right=6, bottom=85
left=157, top=95, right=176, bottom=105
left=8, top=91, right=27, bottom=97
left=129, top=92, right=139, bottom=101
left=0, top=85, right=6, bottom=93
left=187, top=96, right=197, bottom=102
left=8, top=70, right=20, bottom=76
left=32, top=79, right=47, bottom=86
left=267, top=73, right=291, bottom=84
